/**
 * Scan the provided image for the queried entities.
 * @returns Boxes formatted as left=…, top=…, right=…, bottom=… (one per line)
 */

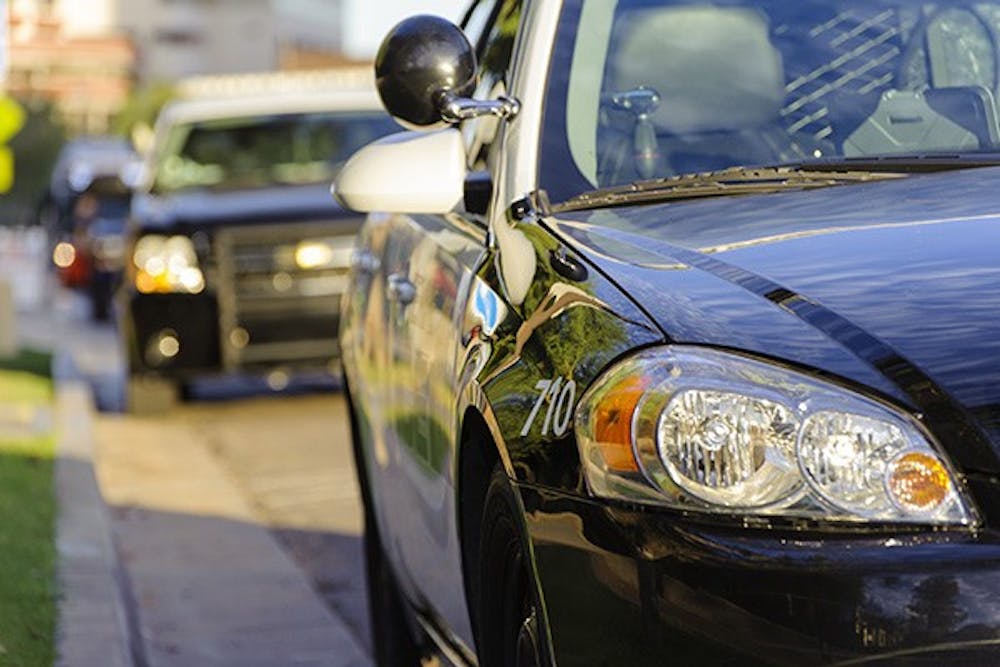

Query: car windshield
left=540, top=0, right=1000, bottom=204
left=153, top=111, right=398, bottom=194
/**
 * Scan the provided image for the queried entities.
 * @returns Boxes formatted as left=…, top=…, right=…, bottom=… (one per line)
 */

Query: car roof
left=160, top=68, right=384, bottom=127
left=50, top=136, right=137, bottom=199
left=159, top=90, right=383, bottom=126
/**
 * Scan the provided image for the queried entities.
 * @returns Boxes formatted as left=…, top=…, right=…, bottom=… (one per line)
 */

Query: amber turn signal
left=591, top=375, right=648, bottom=473
left=886, top=452, right=951, bottom=514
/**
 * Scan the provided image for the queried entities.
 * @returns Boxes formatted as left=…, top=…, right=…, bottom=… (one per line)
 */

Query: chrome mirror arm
left=436, top=91, right=521, bottom=124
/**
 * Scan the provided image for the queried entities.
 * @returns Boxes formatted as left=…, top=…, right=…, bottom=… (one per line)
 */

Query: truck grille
left=214, top=222, right=354, bottom=370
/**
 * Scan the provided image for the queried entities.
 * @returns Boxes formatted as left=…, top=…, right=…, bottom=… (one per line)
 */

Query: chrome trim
left=214, top=222, right=354, bottom=370
left=415, top=610, right=479, bottom=667
left=438, top=92, right=521, bottom=124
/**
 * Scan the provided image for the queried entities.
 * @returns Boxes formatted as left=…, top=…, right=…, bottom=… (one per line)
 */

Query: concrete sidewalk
left=30, top=282, right=371, bottom=665
left=43, top=313, right=371, bottom=665
left=55, top=381, right=136, bottom=667
left=55, top=381, right=373, bottom=667
left=93, top=410, right=371, bottom=667
left=15, top=282, right=137, bottom=664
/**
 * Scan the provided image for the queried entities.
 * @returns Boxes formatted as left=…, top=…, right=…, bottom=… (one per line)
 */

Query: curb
left=54, top=379, right=137, bottom=667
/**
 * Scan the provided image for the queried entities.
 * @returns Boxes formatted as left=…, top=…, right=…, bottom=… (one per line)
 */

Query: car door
left=374, top=0, right=524, bottom=647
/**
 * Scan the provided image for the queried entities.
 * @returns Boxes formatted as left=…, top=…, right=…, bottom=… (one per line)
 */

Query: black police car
left=336, top=1, right=1000, bottom=665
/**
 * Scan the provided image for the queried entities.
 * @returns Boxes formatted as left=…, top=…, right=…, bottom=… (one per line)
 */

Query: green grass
left=0, top=350, right=52, bottom=381
left=0, top=372, right=52, bottom=408
left=0, top=360, right=56, bottom=667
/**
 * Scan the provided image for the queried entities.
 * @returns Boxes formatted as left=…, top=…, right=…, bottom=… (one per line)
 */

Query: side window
left=464, top=0, right=523, bottom=171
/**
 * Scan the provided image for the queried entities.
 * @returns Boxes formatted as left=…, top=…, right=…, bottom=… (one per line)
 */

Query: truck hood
left=131, top=182, right=352, bottom=232
left=547, top=166, right=1000, bottom=473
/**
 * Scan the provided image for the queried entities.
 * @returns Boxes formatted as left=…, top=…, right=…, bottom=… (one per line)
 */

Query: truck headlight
left=575, top=346, right=976, bottom=527
left=132, top=235, right=204, bottom=294
left=293, top=238, right=354, bottom=270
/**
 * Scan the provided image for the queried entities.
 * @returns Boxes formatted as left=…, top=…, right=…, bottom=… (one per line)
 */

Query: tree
left=110, top=83, right=177, bottom=149
left=0, top=100, right=67, bottom=226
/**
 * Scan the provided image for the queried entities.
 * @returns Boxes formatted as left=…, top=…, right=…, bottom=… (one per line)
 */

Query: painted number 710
left=520, top=377, right=577, bottom=438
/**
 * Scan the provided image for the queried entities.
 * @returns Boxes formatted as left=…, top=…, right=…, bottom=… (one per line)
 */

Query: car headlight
left=292, top=238, right=354, bottom=270
left=575, top=346, right=976, bottom=527
left=132, top=234, right=204, bottom=294
left=52, top=241, right=77, bottom=269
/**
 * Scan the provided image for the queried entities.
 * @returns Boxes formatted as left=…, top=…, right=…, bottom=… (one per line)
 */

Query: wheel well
left=457, top=407, right=500, bottom=645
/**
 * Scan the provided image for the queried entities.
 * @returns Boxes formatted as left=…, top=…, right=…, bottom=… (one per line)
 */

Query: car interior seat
left=843, top=86, right=998, bottom=156
left=846, top=7, right=1000, bottom=156
left=597, top=6, right=828, bottom=183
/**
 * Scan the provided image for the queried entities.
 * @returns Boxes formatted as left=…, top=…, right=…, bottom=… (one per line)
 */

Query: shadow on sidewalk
left=107, top=504, right=373, bottom=666
left=272, top=526, right=372, bottom=655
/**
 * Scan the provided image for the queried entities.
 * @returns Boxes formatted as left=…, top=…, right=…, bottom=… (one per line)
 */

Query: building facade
left=7, top=0, right=134, bottom=133
left=5, top=0, right=347, bottom=133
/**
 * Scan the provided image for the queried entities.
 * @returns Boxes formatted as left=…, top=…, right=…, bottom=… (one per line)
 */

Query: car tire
left=89, top=273, right=112, bottom=321
left=363, top=525, right=422, bottom=666
left=91, top=288, right=111, bottom=322
left=478, top=466, right=545, bottom=667
left=125, top=374, right=179, bottom=414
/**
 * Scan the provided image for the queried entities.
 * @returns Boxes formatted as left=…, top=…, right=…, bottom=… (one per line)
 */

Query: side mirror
left=376, top=15, right=520, bottom=128
left=333, top=129, right=466, bottom=214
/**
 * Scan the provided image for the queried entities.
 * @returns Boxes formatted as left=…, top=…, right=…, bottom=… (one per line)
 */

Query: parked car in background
left=337, top=1, right=1000, bottom=665
left=42, top=137, right=137, bottom=320
left=121, top=69, right=398, bottom=411
left=52, top=174, right=132, bottom=320
left=39, top=136, right=136, bottom=245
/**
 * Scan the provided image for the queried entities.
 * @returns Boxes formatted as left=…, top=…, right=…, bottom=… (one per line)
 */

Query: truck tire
left=125, top=375, right=179, bottom=414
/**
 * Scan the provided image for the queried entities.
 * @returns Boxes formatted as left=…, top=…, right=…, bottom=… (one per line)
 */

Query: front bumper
left=122, top=221, right=354, bottom=378
left=123, top=290, right=341, bottom=377
left=520, top=483, right=1000, bottom=666
left=123, top=292, right=222, bottom=375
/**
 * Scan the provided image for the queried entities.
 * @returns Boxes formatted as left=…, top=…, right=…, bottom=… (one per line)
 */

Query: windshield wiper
left=551, top=165, right=906, bottom=213
left=787, top=152, right=1000, bottom=174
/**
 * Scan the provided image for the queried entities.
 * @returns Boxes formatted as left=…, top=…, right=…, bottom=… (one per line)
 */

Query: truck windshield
left=153, top=111, right=398, bottom=194
left=540, top=0, right=1000, bottom=204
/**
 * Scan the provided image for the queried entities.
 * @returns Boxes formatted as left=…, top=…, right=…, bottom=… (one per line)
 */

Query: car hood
left=131, top=182, right=352, bottom=232
left=547, top=166, right=1000, bottom=473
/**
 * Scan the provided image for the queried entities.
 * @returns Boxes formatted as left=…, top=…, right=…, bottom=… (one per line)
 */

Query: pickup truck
left=121, top=71, right=397, bottom=411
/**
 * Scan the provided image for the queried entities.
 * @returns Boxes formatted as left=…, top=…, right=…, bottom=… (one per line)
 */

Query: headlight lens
left=657, top=389, right=800, bottom=508
left=132, top=235, right=204, bottom=294
left=52, top=242, right=77, bottom=269
left=575, top=346, right=975, bottom=526
left=293, top=238, right=353, bottom=270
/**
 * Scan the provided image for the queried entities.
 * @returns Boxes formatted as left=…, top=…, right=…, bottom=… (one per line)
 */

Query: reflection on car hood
left=549, top=166, right=1000, bottom=473
left=132, top=182, right=347, bottom=231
